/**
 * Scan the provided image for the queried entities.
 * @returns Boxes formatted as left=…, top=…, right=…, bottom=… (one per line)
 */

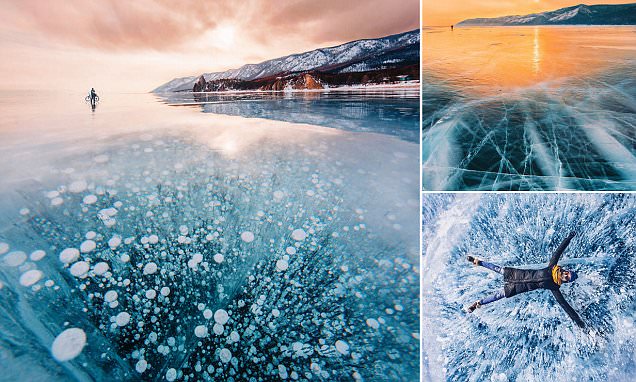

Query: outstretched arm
left=551, top=289, right=585, bottom=328
left=549, top=231, right=576, bottom=267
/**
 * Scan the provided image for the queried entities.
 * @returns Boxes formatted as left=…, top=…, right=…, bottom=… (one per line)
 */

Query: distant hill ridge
left=153, top=29, right=419, bottom=93
left=457, top=3, right=636, bottom=26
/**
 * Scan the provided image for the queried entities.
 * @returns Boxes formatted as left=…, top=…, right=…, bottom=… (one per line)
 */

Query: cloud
left=7, top=0, right=234, bottom=50
left=7, top=0, right=419, bottom=51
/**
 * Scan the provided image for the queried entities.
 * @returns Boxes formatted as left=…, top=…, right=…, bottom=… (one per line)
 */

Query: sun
left=211, top=24, right=237, bottom=49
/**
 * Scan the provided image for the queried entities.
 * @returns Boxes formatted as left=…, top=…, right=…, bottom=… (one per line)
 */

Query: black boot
left=467, top=256, right=481, bottom=266
left=467, top=301, right=481, bottom=313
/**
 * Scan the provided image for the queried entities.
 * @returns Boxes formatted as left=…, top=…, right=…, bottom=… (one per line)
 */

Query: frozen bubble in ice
left=285, top=247, right=296, bottom=255
left=70, top=261, right=89, bottom=277
left=229, top=331, right=240, bottom=343
left=0, top=242, right=8, bottom=255
left=20, top=269, right=43, bottom=287
left=366, top=318, right=380, bottom=329
left=51, top=328, right=86, bottom=362
left=143, top=262, right=158, bottom=275
left=135, top=359, right=147, bottom=373
left=241, top=231, right=255, bottom=243
left=394, top=304, right=403, bottom=312
left=46, top=190, right=59, bottom=198
left=214, top=309, right=229, bottom=325
left=68, top=180, right=88, bottom=193
left=104, top=290, right=118, bottom=303
left=272, top=309, right=280, bottom=317
left=192, top=253, right=203, bottom=263
left=98, top=208, right=118, bottom=218
left=219, top=348, right=232, bottom=363
left=166, top=368, right=177, bottom=382
left=213, top=323, right=224, bottom=335
left=145, top=289, right=157, bottom=299
left=83, top=195, right=98, bottom=205
left=203, top=309, right=213, bottom=319
left=116, top=311, right=131, bottom=326
left=4, top=251, right=27, bottom=267
left=148, top=235, right=159, bottom=244
left=276, top=259, right=289, bottom=272
left=194, top=325, right=208, bottom=338
left=213, top=253, right=224, bottom=263
left=120, top=254, right=130, bottom=263
left=59, top=248, right=80, bottom=264
left=30, top=250, right=46, bottom=261
left=279, top=364, right=288, bottom=379
left=335, top=340, right=350, bottom=355
left=51, top=197, right=63, bottom=206
left=108, top=236, right=121, bottom=249
left=291, top=229, right=307, bottom=241
left=160, top=287, right=170, bottom=296
left=273, top=190, right=284, bottom=200
left=19, top=208, right=30, bottom=215
left=85, top=231, right=96, bottom=240
left=80, top=240, right=96, bottom=253
left=93, top=262, right=109, bottom=275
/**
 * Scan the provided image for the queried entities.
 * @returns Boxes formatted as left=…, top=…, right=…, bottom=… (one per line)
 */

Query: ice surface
left=423, top=71, right=636, bottom=190
left=422, top=27, right=636, bottom=191
left=0, top=92, right=418, bottom=380
left=422, top=193, right=636, bottom=381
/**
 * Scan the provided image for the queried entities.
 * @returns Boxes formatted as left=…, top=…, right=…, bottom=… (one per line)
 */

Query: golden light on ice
left=533, top=27, right=540, bottom=75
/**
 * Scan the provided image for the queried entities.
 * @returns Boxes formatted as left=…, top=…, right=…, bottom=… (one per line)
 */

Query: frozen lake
left=422, top=27, right=636, bottom=191
left=0, top=90, right=419, bottom=381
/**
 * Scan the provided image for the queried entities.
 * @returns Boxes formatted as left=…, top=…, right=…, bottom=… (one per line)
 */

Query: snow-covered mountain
left=457, top=3, right=636, bottom=26
left=153, top=29, right=420, bottom=93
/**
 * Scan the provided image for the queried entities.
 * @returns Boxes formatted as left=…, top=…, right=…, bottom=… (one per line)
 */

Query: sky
left=0, top=0, right=419, bottom=92
left=423, top=0, right=633, bottom=26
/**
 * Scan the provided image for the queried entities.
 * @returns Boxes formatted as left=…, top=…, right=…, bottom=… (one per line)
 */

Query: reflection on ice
left=158, top=90, right=420, bottom=143
left=422, top=27, right=636, bottom=191
left=0, top=94, right=419, bottom=380
left=422, top=193, right=636, bottom=381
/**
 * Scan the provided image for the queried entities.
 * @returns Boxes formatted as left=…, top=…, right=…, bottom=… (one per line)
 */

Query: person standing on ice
left=466, top=231, right=585, bottom=328
left=89, top=88, right=98, bottom=103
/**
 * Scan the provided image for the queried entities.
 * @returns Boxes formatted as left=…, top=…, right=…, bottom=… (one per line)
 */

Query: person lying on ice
left=466, top=231, right=585, bottom=328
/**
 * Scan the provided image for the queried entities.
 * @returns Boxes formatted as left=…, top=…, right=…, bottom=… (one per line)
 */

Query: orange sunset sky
left=0, top=0, right=418, bottom=92
left=423, top=1, right=634, bottom=26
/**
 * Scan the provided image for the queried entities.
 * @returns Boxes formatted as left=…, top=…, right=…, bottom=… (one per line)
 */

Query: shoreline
left=153, top=81, right=420, bottom=95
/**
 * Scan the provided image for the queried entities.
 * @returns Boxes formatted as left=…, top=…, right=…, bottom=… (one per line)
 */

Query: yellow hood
left=552, top=265, right=562, bottom=286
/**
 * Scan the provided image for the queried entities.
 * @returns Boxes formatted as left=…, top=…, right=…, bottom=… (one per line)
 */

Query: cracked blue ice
left=422, top=43, right=636, bottom=192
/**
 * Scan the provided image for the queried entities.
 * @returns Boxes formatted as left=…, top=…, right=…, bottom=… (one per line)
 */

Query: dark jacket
left=503, top=232, right=585, bottom=328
